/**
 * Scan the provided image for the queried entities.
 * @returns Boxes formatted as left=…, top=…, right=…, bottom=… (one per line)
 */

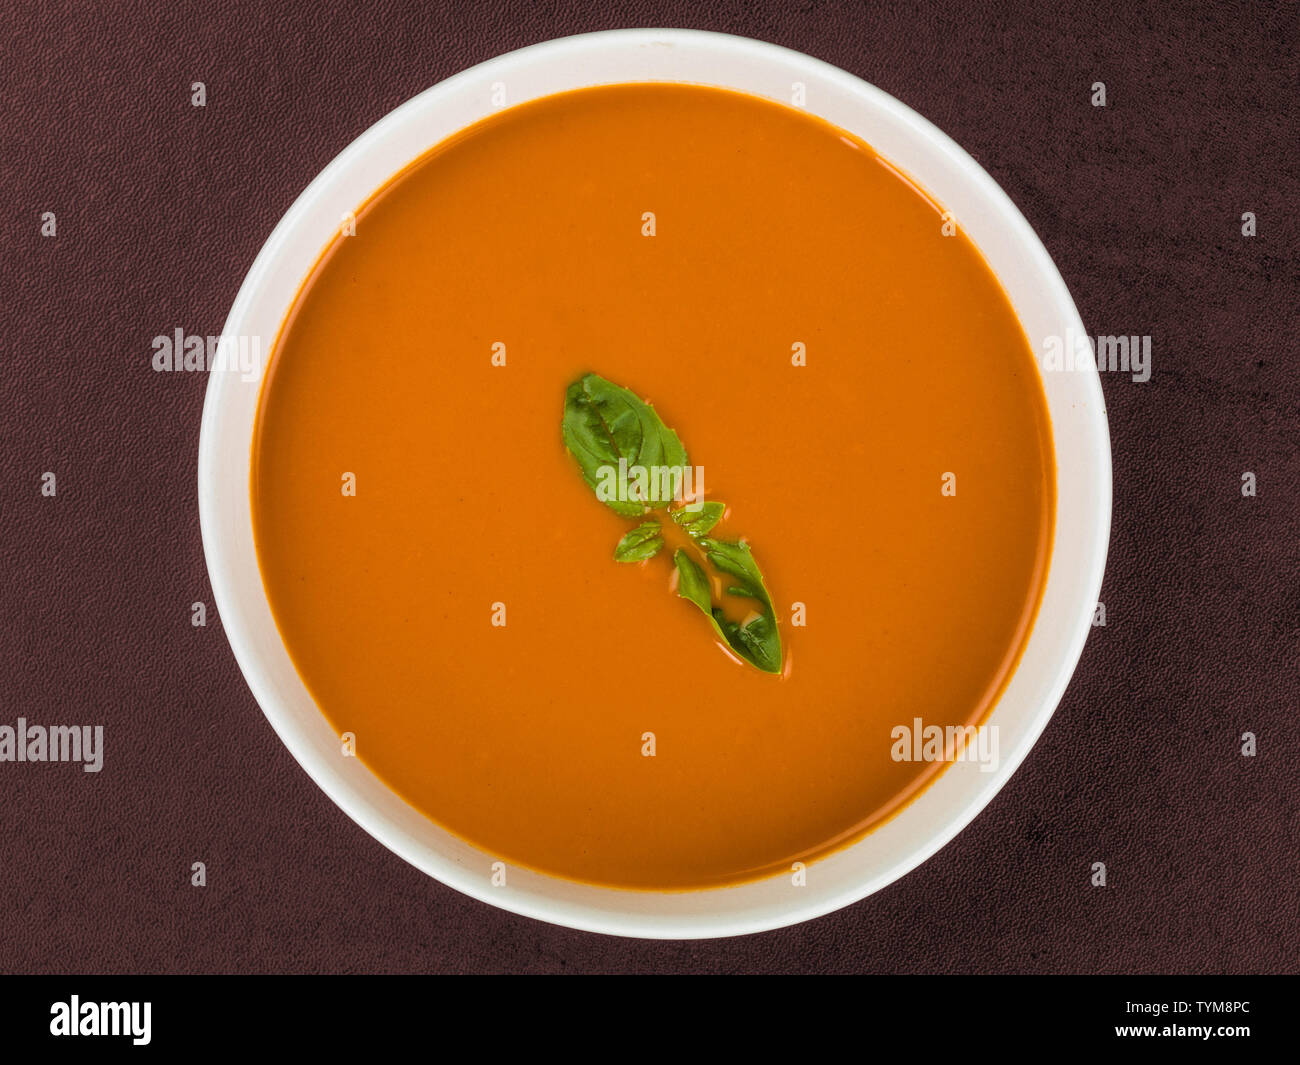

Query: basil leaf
left=672, top=549, right=714, bottom=612
left=561, top=373, right=688, bottom=516
left=564, top=373, right=782, bottom=676
left=725, top=610, right=781, bottom=674
left=673, top=542, right=782, bottom=675
left=697, top=538, right=769, bottom=596
left=671, top=500, right=725, bottom=537
left=697, top=537, right=783, bottom=674
left=613, top=521, right=664, bottom=563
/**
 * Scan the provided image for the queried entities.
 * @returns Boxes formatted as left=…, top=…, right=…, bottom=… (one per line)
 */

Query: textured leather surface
left=1, top=1, right=1296, bottom=973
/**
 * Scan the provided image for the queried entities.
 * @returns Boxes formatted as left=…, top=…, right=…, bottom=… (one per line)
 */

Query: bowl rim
left=198, top=27, right=1112, bottom=939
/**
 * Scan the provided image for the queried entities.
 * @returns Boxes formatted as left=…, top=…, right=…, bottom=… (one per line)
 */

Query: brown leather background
left=1, top=0, right=1296, bottom=974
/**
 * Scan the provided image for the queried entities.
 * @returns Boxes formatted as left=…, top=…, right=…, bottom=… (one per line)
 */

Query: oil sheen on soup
left=251, top=84, right=1055, bottom=890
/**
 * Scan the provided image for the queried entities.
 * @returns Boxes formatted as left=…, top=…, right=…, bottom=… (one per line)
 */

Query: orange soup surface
left=252, top=84, right=1055, bottom=890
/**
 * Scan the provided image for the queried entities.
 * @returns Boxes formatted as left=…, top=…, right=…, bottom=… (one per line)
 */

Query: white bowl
left=198, top=28, right=1111, bottom=939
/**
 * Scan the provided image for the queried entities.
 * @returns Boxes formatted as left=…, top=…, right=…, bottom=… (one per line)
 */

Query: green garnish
left=562, top=372, right=783, bottom=675
left=613, top=521, right=664, bottom=563
left=561, top=373, right=688, bottom=518
left=674, top=536, right=782, bottom=675
left=671, top=500, right=725, bottom=537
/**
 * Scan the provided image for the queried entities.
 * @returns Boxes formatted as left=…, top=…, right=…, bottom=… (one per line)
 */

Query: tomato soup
left=251, top=84, right=1055, bottom=890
